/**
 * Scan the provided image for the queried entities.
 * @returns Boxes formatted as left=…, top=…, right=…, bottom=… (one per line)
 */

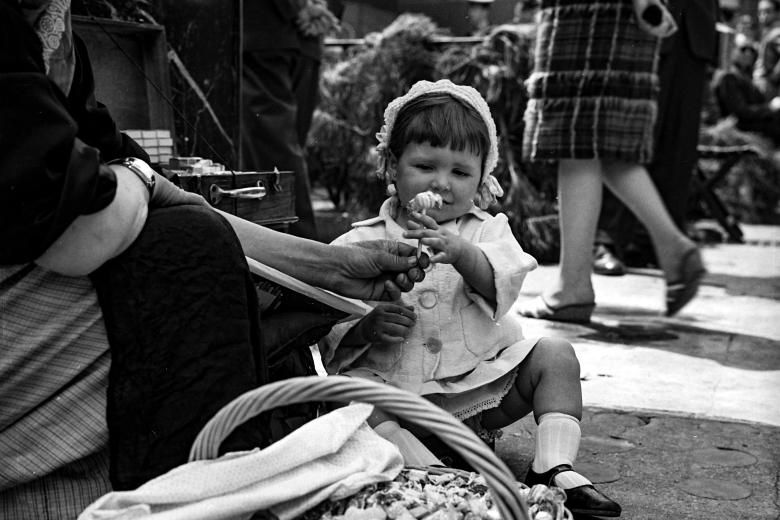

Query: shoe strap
left=543, top=464, right=575, bottom=485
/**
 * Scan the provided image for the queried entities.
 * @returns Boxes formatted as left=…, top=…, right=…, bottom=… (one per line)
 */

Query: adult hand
left=355, top=303, right=417, bottom=345
left=150, top=173, right=208, bottom=209
left=632, top=0, right=677, bottom=39
left=330, top=240, right=429, bottom=301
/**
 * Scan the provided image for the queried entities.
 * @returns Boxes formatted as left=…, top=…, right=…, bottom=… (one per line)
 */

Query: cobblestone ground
left=498, top=225, right=780, bottom=519
left=496, top=411, right=780, bottom=519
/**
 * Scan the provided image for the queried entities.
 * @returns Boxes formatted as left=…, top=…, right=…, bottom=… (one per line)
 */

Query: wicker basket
left=189, top=375, right=532, bottom=520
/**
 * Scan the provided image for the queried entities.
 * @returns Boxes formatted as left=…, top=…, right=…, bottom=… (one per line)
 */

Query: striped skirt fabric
left=522, top=0, right=661, bottom=163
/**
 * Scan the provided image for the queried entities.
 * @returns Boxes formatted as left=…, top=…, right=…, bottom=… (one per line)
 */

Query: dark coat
left=0, top=0, right=147, bottom=264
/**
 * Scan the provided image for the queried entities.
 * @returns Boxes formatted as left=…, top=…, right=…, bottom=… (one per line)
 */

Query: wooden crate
left=171, top=169, right=297, bottom=231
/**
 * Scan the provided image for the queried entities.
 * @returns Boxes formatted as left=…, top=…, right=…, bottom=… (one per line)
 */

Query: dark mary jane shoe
left=525, top=464, right=622, bottom=517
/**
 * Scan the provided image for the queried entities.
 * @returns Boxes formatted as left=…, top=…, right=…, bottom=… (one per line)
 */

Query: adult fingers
left=383, top=279, right=402, bottom=301
left=369, top=243, right=420, bottom=273
left=392, top=272, right=416, bottom=293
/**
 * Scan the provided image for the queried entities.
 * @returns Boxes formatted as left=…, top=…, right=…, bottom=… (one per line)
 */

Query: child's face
left=394, top=141, right=482, bottom=223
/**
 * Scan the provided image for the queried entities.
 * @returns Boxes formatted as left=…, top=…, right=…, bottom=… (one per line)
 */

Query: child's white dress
left=320, top=198, right=540, bottom=421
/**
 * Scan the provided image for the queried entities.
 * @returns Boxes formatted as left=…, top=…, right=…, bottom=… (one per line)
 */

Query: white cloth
left=78, top=403, right=403, bottom=520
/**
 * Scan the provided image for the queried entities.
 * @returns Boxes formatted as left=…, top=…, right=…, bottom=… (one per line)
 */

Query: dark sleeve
left=0, top=1, right=118, bottom=264
left=243, top=0, right=302, bottom=51
left=68, top=32, right=151, bottom=163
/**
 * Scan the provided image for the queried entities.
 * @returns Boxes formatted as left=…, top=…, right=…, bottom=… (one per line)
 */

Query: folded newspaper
left=246, top=257, right=371, bottom=323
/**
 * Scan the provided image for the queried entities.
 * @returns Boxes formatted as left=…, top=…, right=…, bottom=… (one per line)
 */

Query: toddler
left=320, top=80, right=621, bottom=517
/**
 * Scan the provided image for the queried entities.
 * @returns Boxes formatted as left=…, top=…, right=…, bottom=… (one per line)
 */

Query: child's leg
left=481, top=337, right=586, bottom=485
left=482, top=336, right=582, bottom=426
left=481, top=337, right=621, bottom=516
left=368, top=408, right=441, bottom=466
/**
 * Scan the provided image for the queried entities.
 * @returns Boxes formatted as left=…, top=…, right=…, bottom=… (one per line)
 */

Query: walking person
left=594, top=0, right=720, bottom=273
left=517, top=0, right=705, bottom=323
left=241, top=0, right=341, bottom=240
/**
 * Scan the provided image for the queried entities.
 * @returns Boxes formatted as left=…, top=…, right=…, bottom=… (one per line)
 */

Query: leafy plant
left=307, top=14, right=441, bottom=218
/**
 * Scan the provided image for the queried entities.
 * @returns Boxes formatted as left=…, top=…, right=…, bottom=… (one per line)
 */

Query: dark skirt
left=522, top=0, right=661, bottom=163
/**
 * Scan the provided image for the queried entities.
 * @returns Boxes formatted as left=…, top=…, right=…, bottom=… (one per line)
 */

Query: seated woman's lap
left=91, top=205, right=269, bottom=490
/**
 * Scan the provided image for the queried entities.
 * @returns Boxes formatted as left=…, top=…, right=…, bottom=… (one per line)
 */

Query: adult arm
left=0, top=2, right=147, bottom=270
left=216, top=210, right=427, bottom=301
left=35, top=164, right=150, bottom=275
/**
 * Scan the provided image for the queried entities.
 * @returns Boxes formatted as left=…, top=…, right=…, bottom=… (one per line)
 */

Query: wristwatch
left=109, top=157, right=156, bottom=197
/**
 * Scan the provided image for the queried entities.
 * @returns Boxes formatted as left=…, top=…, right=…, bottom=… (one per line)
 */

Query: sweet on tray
left=300, top=467, right=570, bottom=520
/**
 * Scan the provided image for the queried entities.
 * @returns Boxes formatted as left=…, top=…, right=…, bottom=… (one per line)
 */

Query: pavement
left=499, top=223, right=780, bottom=520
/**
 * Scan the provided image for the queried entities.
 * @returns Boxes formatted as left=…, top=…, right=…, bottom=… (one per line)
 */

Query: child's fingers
left=403, top=228, right=442, bottom=241
left=378, top=323, right=410, bottom=343
left=429, top=251, right=448, bottom=263
left=378, top=332, right=407, bottom=344
left=379, top=304, right=416, bottom=323
left=408, top=211, right=438, bottom=229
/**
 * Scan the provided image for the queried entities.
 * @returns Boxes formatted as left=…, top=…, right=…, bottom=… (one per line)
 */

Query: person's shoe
left=517, top=296, right=595, bottom=324
left=525, top=464, right=622, bottom=517
left=665, top=247, right=706, bottom=316
left=593, top=244, right=626, bottom=276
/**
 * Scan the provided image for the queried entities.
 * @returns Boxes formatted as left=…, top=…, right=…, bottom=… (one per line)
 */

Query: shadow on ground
left=528, top=307, right=780, bottom=371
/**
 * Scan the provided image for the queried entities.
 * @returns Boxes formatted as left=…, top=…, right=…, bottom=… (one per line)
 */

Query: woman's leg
left=549, top=159, right=604, bottom=306
left=602, top=160, right=696, bottom=278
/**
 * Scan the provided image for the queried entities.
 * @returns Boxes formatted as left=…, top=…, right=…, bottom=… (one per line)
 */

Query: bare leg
left=482, top=338, right=593, bottom=490
left=602, top=160, right=696, bottom=278
left=367, top=402, right=440, bottom=466
left=481, top=337, right=582, bottom=429
left=548, top=159, right=604, bottom=307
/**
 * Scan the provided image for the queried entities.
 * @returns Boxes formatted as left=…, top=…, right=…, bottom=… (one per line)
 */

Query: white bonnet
left=375, top=79, right=503, bottom=209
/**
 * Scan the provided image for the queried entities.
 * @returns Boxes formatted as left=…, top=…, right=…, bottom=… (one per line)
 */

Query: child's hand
left=403, top=211, right=467, bottom=264
left=357, top=303, right=416, bottom=345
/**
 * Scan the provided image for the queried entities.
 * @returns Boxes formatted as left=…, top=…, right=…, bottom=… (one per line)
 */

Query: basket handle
left=189, top=375, right=530, bottom=520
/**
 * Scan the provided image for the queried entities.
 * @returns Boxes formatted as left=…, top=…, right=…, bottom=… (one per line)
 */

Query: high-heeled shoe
left=665, top=247, right=706, bottom=316
left=525, top=463, right=622, bottom=517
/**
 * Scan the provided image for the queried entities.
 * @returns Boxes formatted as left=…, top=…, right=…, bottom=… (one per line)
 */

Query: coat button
left=425, top=337, right=442, bottom=353
left=419, top=290, right=437, bottom=308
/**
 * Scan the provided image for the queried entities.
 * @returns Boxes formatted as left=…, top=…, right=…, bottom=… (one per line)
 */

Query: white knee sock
left=532, top=412, right=591, bottom=489
left=373, top=421, right=441, bottom=466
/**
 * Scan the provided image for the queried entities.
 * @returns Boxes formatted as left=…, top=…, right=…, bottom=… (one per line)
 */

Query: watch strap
left=109, top=157, right=156, bottom=197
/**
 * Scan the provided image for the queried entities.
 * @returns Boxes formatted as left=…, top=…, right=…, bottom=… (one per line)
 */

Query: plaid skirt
left=522, top=0, right=661, bottom=163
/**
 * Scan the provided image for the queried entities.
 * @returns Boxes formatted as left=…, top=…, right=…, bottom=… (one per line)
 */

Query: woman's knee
left=142, top=205, right=244, bottom=260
